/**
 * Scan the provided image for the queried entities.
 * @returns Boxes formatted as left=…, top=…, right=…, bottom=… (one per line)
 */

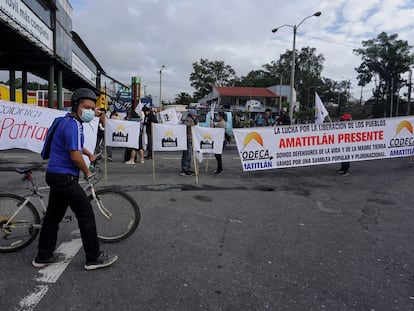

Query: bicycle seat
left=15, top=165, right=42, bottom=174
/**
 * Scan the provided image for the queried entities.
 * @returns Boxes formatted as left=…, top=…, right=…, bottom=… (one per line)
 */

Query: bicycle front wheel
left=90, top=189, right=140, bottom=242
left=0, top=193, right=40, bottom=253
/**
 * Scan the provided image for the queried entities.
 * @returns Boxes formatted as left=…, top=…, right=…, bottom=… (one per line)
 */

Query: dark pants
left=341, top=162, right=350, bottom=172
left=215, top=154, right=223, bottom=172
left=146, top=131, right=153, bottom=156
left=181, top=140, right=192, bottom=172
left=37, top=173, right=100, bottom=261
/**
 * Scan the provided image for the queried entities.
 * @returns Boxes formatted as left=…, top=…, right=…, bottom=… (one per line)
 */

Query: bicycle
left=0, top=160, right=140, bottom=253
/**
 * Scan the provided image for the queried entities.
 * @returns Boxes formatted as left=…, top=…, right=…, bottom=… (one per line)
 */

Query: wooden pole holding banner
left=192, top=139, right=199, bottom=185
left=205, top=153, right=209, bottom=173
left=152, top=123, right=156, bottom=183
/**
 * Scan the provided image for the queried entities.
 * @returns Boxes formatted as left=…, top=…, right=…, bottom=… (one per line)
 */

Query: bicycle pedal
left=63, top=216, right=73, bottom=222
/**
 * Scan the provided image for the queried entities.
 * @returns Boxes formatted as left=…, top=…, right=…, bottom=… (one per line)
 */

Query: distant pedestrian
left=262, top=108, right=273, bottom=126
left=276, top=107, right=291, bottom=125
left=180, top=109, right=198, bottom=176
left=338, top=113, right=352, bottom=176
left=210, top=111, right=226, bottom=175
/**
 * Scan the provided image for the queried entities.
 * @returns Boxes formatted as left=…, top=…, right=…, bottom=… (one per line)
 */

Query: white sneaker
left=140, top=159, right=144, bottom=164
left=125, top=160, right=135, bottom=165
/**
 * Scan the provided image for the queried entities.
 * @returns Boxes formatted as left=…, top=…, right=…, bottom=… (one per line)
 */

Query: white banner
left=192, top=126, right=225, bottom=155
left=105, top=119, right=140, bottom=149
left=159, top=107, right=179, bottom=125
left=234, top=117, right=414, bottom=171
left=0, top=100, right=99, bottom=155
left=152, top=123, right=187, bottom=151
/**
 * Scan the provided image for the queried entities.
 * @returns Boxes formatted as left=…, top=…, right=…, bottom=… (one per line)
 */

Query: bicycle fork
left=89, top=186, right=112, bottom=220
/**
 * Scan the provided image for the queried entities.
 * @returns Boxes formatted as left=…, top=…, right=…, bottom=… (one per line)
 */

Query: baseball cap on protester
left=189, top=109, right=198, bottom=116
left=340, top=113, right=352, bottom=121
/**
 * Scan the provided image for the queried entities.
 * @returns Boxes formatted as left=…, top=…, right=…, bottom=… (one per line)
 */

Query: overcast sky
left=70, top=0, right=413, bottom=102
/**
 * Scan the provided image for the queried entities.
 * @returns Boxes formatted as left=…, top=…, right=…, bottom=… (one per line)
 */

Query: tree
left=174, top=92, right=193, bottom=107
left=190, top=58, right=236, bottom=99
left=233, top=69, right=274, bottom=87
left=354, top=32, right=414, bottom=117
left=263, top=47, right=325, bottom=107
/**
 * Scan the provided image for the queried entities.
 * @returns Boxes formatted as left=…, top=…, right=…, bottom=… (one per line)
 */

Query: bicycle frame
left=3, top=172, right=48, bottom=230
left=3, top=169, right=112, bottom=231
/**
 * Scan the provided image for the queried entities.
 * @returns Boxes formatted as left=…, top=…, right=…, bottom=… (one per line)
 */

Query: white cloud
left=42, top=0, right=414, bottom=101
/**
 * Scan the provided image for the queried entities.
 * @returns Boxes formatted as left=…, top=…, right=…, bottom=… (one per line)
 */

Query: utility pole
left=407, top=69, right=412, bottom=115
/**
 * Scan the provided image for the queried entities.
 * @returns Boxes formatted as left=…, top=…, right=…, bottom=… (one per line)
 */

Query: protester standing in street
left=338, top=113, right=352, bottom=176
left=210, top=111, right=226, bottom=175
left=33, top=88, right=117, bottom=270
left=180, top=109, right=198, bottom=176
left=143, top=105, right=158, bottom=159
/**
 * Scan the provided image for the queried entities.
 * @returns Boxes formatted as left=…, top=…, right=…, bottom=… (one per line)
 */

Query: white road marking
left=17, top=238, right=82, bottom=311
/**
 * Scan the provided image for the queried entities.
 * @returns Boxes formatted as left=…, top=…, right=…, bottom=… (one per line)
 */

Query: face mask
left=80, top=109, right=95, bottom=123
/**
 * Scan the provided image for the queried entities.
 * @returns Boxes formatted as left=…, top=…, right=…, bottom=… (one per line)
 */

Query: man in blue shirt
left=32, top=88, right=118, bottom=270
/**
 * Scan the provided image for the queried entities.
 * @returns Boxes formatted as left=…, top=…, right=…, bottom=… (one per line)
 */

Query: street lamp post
left=272, top=11, right=321, bottom=122
left=159, top=65, right=165, bottom=107
left=275, top=73, right=283, bottom=113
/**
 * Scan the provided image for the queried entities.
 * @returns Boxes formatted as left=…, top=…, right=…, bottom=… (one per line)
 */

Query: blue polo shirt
left=47, top=115, right=84, bottom=176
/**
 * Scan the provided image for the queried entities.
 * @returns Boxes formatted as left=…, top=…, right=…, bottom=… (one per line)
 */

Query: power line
left=298, top=32, right=362, bottom=49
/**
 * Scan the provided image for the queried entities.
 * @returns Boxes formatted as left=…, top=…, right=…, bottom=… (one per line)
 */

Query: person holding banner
left=338, top=113, right=352, bottom=176
left=276, top=107, right=291, bottom=125
left=143, top=105, right=158, bottom=159
left=125, top=110, right=141, bottom=164
left=210, top=111, right=226, bottom=175
left=180, top=109, right=199, bottom=176
left=33, top=88, right=117, bottom=270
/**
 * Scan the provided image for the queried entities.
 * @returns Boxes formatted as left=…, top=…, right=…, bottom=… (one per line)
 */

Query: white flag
left=152, top=123, right=187, bottom=151
left=192, top=126, right=225, bottom=155
left=134, top=101, right=144, bottom=115
left=314, top=92, right=329, bottom=124
left=105, top=119, right=140, bottom=148
left=159, top=107, right=179, bottom=125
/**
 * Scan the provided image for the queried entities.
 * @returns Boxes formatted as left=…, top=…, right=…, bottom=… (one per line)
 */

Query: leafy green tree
left=262, top=47, right=325, bottom=107
left=190, top=58, right=236, bottom=99
left=233, top=70, right=274, bottom=87
left=354, top=32, right=414, bottom=116
left=174, top=92, right=193, bottom=107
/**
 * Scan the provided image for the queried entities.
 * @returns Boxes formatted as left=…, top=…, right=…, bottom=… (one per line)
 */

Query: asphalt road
left=0, top=145, right=413, bottom=311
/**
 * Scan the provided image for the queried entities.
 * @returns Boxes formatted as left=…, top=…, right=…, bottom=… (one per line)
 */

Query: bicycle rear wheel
left=89, top=189, right=140, bottom=242
left=0, top=193, right=40, bottom=253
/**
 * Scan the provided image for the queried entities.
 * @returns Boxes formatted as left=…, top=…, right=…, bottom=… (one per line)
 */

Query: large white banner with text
left=0, top=100, right=98, bottom=154
left=233, top=117, right=414, bottom=171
